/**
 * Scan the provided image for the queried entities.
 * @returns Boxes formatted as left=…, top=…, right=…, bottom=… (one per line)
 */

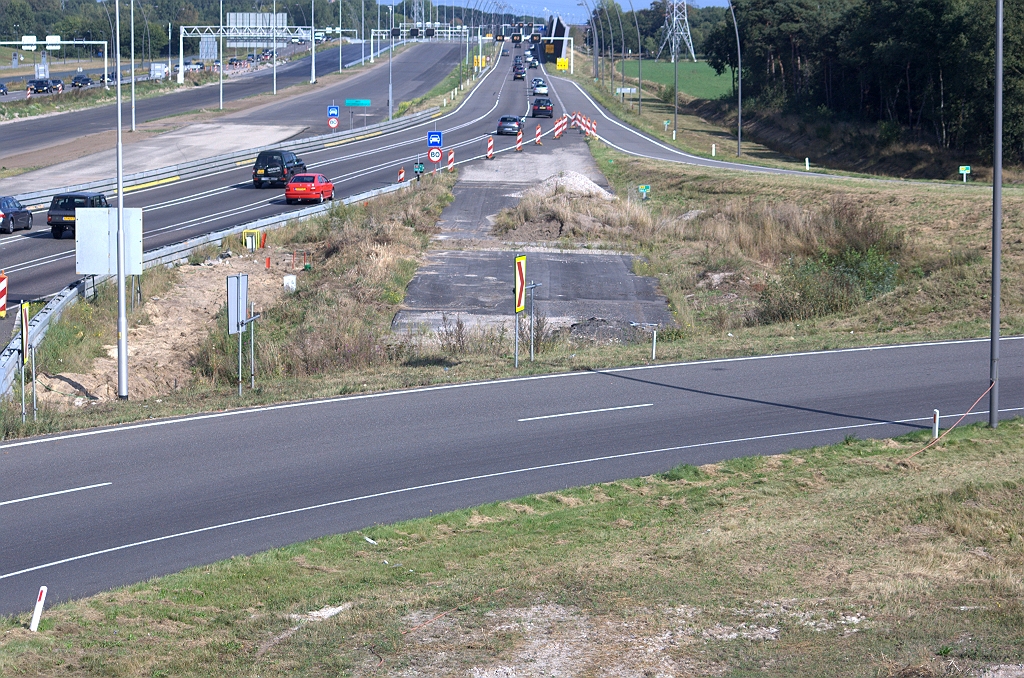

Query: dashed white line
left=0, top=482, right=112, bottom=508
left=518, top=403, right=653, bottom=422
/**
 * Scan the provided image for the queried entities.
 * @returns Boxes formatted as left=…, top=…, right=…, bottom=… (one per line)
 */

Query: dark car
left=0, top=196, right=32, bottom=234
left=496, top=115, right=525, bottom=135
left=71, top=75, right=93, bottom=88
left=0, top=83, right=7, bottom=96
left=47, top=192, right=109, bottom=239
left=501, top=48, right=510, bottom=56
left=528, top=59, right=538, bottom=69
left=26, top=79, right=54, bottom=94
left=51, top=78, right=65, bottom=92
left=513, top=67, right=525, bottom=80
left=532, top=97, right=554, bottom=118
left=252, top=150, right=307, bottom=188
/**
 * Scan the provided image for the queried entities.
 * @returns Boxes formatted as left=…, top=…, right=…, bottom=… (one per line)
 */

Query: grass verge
left=4, top=419, right=1024, bottom=675
left=616, top=58, right=733, bottom=101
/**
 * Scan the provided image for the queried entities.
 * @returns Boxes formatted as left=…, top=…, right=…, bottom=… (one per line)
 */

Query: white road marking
left=3, top=406, right=1020, bottom=582
left=519, top=403, right=653, bottom=422
left=0, top=482, right=111, bottom=508
left=0, top=336, right=1018, bottom=453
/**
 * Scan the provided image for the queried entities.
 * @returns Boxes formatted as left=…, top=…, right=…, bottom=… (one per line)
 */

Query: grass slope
left=616, top=58, right=733, bottom=101
left=4, top=420, right=1024, bottom=675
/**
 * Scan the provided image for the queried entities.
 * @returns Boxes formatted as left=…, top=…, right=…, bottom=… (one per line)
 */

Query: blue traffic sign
left=327, top=105, right=340, bottom=118
left=427, top=131, right=443, bottom=148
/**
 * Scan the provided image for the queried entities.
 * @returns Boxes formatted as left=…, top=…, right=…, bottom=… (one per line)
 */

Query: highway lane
left=0, top=47, right=544, bottom=305
left=0, top=337, right=1019, bottom=613
left=0, top=40, right=413, bottom=158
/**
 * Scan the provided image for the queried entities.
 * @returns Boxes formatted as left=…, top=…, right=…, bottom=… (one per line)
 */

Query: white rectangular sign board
left=75, top=208, right=143, bottom=276
left=227, top=274, right=248, bottom=335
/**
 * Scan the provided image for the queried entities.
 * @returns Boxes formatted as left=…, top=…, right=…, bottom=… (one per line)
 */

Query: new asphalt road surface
left=0, top=337, right=1019, bottom=613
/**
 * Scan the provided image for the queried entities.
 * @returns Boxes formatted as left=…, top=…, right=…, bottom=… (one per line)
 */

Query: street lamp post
left=310, top=0, right=316, bottom=83
left=625, top=0, right=641, bottom=113
left=130, top=0, right=136, bottom=131
left=728, top=0, right=741, bottom=156
left=991, top=0, right=1004, bottom=427
left=114, top=0, right=129, bottom=400
left=219, top=0, right=224, bottom=109
left=388, top=3, right=394, bottom=120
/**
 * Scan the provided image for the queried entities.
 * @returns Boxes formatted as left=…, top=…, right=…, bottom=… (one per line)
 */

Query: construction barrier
left=447, top=149, right=455, bottom=172
left=535, top=124, right=542, bottom=145
left=487, top=135, right=494, bottom=159
left=516, top=129, right=523, bottom=152
left=592, top=119, right=598, bottom=139
left=398, top=167, right=405, bottom=182
left=554, top=115, right=567, bottom=139
left=0, top=272, right=6, bottom=319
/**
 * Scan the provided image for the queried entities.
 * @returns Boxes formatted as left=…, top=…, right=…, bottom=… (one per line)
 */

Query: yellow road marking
left=324, top=130, right=383, bottom=148
left=118, top=175, right=181, bottom=194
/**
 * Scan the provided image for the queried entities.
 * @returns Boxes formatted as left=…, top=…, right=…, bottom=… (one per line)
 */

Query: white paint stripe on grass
left=5, top=406, right=1021, bottom=582
left=518, top=403, right=653, bottom=422
left=0, top=482, right=111, bottom=508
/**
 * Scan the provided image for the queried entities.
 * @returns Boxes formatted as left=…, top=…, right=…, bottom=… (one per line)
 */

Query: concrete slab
left=393, top=250, right=674, bottom=334
left=0, top=124, right=305, bottom=195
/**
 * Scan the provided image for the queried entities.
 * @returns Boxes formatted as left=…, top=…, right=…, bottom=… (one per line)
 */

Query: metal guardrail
left=12, top=106, right=440, bottom=210
left=0, top=180, right=414, bottom=396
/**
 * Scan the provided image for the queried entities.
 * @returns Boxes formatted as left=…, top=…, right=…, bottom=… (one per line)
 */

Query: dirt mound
left=525, top=170, right=613, bottom=200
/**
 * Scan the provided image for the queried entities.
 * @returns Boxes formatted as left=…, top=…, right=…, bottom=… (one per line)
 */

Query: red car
left=285, top=173, right=334, bottom=204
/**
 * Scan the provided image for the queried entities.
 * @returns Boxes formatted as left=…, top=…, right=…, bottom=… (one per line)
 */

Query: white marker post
left=29, top=586, right=47, bottom=632
left=933, top=409, right=940, bottom=440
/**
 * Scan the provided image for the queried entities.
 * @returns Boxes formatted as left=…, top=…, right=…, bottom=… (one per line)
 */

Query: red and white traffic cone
left=447, top=149, right=455, bottom=172
left=592, top=119, right=597, bottom=138
left=516, top=129, right=523, bottom=152
left=398, top=167, right=405, bottom=182
left=487, top=135, right=494, bottom=159
left=535, top=124, right=542, bottom=145
left=0, top=270, right=7, bottom=319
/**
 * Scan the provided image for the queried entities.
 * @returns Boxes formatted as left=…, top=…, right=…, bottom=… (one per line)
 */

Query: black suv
left=0, top=196, right=32, bottom=233
left=47, top=192, right=109, bottom=239
left=531, top=97, right=553, bottom=118
left=71, top=75, right=93, bottom=88
left=253, top=150, right=306, bottom=188
left=26, top=79, right=54, bottom=94
left=0, top=83, right=7, bottom=96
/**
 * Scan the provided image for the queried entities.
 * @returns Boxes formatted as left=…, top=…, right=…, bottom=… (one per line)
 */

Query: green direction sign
left=959, top=165, right=971, bottom=174
left=345, top=99, right=371, bottom=107
left=414, top=163, right=424, bottom=173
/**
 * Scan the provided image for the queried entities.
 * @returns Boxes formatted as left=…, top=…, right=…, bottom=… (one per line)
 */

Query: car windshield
left=499, top=117, right=519, bottom=123
left=255, top=153, right=282, bottom=167
left=52, top=196, right=89, bottom=210
left=289, top=175, right=315, bottom=183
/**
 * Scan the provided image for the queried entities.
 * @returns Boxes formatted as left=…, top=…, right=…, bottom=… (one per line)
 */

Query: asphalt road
left=0, top=40, right=404, bottom=158
left=0, top=337, right=1019, bottom=614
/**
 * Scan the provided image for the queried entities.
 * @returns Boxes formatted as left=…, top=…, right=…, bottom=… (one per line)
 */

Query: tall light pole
left=625, top=0, right=641, bottom=113
left=115, top=0, right=129, bottom=400
left=728, top=0, right=741, bottom=156
left=219, top=0, right=224, bottom=109
left=388, top=3, right=394, bottom=119
left=130, top=0, right=136, bottom=131
left=273, top=0, right=278, bottom=94
left=362, top=0, right=366, bottom=65
left=310, top=0, right=316, bottom=83
left=991, top=0, right=1004, bottom=427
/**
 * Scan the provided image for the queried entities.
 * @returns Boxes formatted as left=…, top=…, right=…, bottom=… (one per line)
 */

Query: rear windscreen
left=289, top=176, right=315, bottom=183
left=255, top=153, right=282, bottom=168
left=52, top=196, right=89, bottom=210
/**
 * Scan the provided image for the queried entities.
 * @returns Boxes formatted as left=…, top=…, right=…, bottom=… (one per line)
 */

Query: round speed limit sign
left=328, top=117, right=339, bottom=129
left=428, top=147, right=442, bottom=163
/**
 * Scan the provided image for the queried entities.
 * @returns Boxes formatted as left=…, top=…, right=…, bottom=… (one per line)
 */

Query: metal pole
left=31, top=343, right=36, bottom=421
left=652, top=329, right=657, bottom=360
left=530, top=281, right=534, bottom=361
left=991, top=0, right=1003, bottom=428
left=20, top=357, right=25, bottom=424
left=310, top=0, right=316, bottom=83
left=105, top=42, right=109, bottom=89
left=388, top=5, right=393, bottom=120
left=673, top=47, right=677, bottom=139
left=219, top=0, right=223, bottom=109
left=514, top=311, right=519, bottom=368
left=168, top=22, right=171, bottom=77
left=361, top=0, right=366, bottom=65
left=728, top=0, right=741, bottom=156
left=116, top=0, right=129, bottom=401
left=273, top=0, right=277, bottom=94
left=250, top=301, right=255, bottom=388
left=933, top=409, right=940, bottom=440
left=131, top=0, right=136, bottom=131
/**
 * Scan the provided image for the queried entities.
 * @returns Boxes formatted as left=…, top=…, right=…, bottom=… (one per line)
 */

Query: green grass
left=5, top=419, right=1024, bottom=675
left=617, top=59, right=733, bottom=101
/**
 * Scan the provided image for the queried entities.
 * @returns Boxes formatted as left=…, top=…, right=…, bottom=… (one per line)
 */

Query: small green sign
left=639, top=185, right=650, bottom=192
left=414, top=163, right=424, bottom=173
left=345, top=99, right=371, bottom=107
left=959, top=165, right=971, bottom=174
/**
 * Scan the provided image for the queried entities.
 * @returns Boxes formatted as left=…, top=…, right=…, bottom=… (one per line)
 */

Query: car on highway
left=501, top=48, right=510, bottom=56
left=0, top=83, right=7, bottom=96
left=71, top=75, right=93, bottom=88
left=0, top=196, right=32, bottom=233
left=531, top=97, right=554, bottom=117
left=47, top=192, right=110, bottom=239
left=252, top=150, right=307, bottom=188
left=285, top=174, right=335, bottom=204
left=26, top=79, right=54, bottom=94
left=513, top=66, right=525, bottom=80
left=533, top=81, right=548, bottom=95
left=528, top=58, right=538, bottom=68
left=496, top=115, right=525, bottom=135
left=51, top=78, right=65, bottom=92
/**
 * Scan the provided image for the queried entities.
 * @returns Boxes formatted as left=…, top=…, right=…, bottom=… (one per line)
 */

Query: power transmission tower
left=655, top=0, right=696, bottom=63
left=413, top=0, right=425, bottom=28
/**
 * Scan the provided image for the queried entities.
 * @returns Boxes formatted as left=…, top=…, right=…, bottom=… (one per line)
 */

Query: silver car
left=533, top=82, right=548, bottom=95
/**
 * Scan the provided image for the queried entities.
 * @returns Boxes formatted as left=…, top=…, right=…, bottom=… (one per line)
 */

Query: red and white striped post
left=447, top=149, right=455, bottom=172
left=535, top=124, right=542, bottom=145
left=516, top=129, right=523, bottom=152
left=487, top=135, right=494, bottom=159
left=29, top=586, right=47, bottom=632
left=398, top=167, right=405, bottom=182
left=0, top=270, right=7, bottom=319
left=592, top=119, right=597, bottom=139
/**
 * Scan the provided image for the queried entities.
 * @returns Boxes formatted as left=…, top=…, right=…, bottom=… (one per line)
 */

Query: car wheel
left=329, top=191, right=334, bottom=201
left=286, top=198, right=294, bottom=205
left=318, top=192, right=325, bottom=203
left=24, top=216, right=32, bottom=231
left=253, top=181, right=260, bottom=189
left=51, top=227, right=63, bottom=239
left=1, top=219, right=11, bottom=235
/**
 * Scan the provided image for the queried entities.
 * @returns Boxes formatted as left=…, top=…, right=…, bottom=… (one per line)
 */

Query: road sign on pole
left=327, top=105, right=340, bottom=117
left=515, top=255, right=526, bottom=313
left=328, top=117, right=339, bottom=129
left=428, top=147, right=442, bottom=163
left=345, top=98, right=371, bottom=107
left=427, top=131, right=443, bottom=147
left=960, top=165, right=972, bottom=183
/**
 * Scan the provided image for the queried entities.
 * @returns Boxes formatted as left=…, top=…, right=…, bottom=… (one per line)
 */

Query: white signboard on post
left=227, top=274, right=249, bottom=335
left=75, top=208, right=143, bottom=276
